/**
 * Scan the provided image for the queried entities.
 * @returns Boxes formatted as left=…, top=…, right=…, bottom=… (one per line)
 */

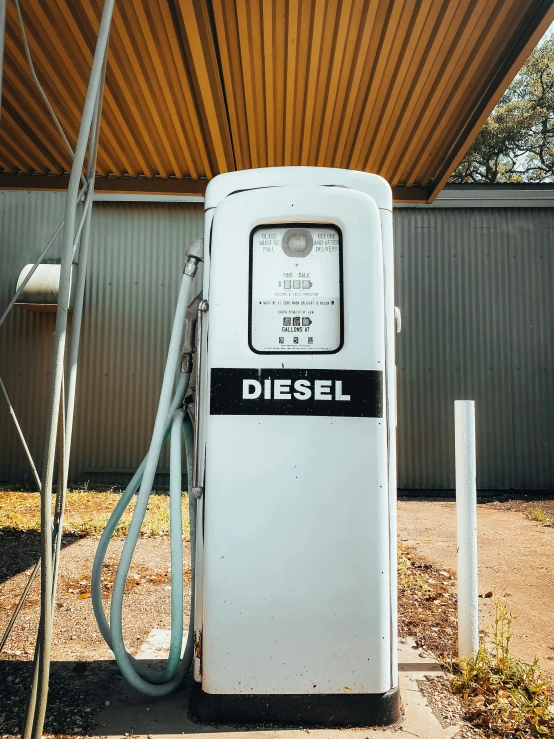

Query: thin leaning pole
left=0, top=188, right=86, bottom=489
left=55, top=57, right=107, bottom=600
left=1, top=378, right=65, bottom=654
left=0, top=185, right=89, bottom=653
left=22, top=2, right=115, bottom=738
left=62, top=65, right=105, bottom=484
left=0, top=377, right=41, bottom=488
left=0, top=186, right=86, bottom=331
left=11, top=0, right=84, bottom=185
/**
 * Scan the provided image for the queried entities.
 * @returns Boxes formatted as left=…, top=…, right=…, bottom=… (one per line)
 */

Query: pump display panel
left=249, top=224, right=343, bottom=354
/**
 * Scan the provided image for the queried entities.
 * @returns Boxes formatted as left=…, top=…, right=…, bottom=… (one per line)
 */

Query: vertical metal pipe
left=51, top=55, right=106, bottom=611
left=0, top=0, right=6, bottom=123
left=63, top=56, right=106, bottom=490
left=0, top=376, right=41, bottom=489
left=51, top=375, right=66, bottom=597
left=22, top=3, right=115, bottom=738
left=71, top=187, right=94, bottom=261
left=455, top=400, right=479, bottom=660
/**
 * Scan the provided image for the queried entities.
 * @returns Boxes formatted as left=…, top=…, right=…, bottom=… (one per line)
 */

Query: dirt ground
left=2, top=495, right=553, bottom=738
left=0, top=532, right=191, bottom=736
left=398, top=498, right=554, bottom=677
left=0, top=518, right=471, bottom=738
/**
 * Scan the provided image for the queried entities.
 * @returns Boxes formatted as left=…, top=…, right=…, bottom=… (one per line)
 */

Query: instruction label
left=249, top=224, right=342, bottom=354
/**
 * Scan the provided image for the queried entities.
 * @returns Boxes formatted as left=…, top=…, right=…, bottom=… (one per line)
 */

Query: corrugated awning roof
left=0, top=0, right=553, bottom=202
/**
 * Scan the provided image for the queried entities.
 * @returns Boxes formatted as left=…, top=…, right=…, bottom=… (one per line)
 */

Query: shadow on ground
left=0, top=658, right=121, bottom=735
left=0, top=652, right=456, bottom=738
left=0, top=660, right=226, bottom=737
left=0, top=531, right=82, bottom=584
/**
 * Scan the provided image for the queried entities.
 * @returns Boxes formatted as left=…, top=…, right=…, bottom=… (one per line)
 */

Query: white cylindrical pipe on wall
left=455, top=400, right=479, bottom=660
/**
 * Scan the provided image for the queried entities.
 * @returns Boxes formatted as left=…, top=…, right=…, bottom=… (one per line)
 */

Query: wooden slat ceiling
left=0, top=0, right=553, bottom=202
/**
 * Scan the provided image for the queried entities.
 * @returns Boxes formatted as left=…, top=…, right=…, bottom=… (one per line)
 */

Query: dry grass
left=527, top=507, right=554, bottom=527
left=0, top=490, right=190, bottom=539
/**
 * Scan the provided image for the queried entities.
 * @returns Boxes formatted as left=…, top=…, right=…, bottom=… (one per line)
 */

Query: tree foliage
left=451, top=35, right=554, bottom=183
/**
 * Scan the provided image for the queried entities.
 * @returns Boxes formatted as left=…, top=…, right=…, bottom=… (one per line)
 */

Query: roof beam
left=391, top=186, right=430, bottom=203
left=0, top=173, right=208, bottom=195
left=0, top=174, right=432, bottom=202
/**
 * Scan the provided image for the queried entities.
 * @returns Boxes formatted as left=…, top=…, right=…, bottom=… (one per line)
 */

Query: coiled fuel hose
left=92, top=241, right=202, bottom=696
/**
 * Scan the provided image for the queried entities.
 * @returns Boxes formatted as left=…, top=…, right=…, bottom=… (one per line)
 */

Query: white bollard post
left=455, top=400, right=479, bottom=661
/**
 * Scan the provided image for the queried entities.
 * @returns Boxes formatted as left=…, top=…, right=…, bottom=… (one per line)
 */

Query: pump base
left=190, top=683, right=401, bottom=728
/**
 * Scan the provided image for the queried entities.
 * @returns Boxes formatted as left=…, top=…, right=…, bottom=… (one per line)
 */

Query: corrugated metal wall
left=0, top=192, right=203, bottom=485
left=395, top=207, right=554, bottom=490
left=1, top=192, right=553, bottom=490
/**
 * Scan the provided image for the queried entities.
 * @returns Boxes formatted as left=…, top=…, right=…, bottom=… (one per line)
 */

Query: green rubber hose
left=92, top=265, right=199, bottom=695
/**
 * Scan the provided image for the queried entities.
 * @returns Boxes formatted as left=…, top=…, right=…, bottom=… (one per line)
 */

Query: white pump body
left=192, top=167, right=398, bottom=724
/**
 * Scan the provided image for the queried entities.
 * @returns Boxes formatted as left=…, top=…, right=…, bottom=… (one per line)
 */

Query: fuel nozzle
left=184, top=238, right=204, bottom=276
left=181, top=291, right=203, bottom=373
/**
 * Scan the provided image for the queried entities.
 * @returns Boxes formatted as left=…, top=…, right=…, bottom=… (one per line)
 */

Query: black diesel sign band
left=210, top=368, right=383, bottom=418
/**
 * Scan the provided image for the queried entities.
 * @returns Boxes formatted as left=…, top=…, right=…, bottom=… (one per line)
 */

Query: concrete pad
left=136, top=630, right=190, bottom=661
left=94, top=632, right=460, bottom=738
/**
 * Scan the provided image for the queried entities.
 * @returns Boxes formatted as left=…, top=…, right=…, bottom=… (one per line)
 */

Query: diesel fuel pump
left=93, top=167, right=400, bottom=728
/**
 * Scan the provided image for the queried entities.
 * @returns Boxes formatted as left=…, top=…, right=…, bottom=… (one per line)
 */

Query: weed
left=449, top=595, right=554, bottom=737
left=398, top=544, right=435, bottom=596
left=527, top=507, right=554, bottom=527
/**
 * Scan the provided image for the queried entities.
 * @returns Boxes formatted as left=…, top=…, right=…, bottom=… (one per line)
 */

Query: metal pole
left=52, top=56, right=107, bottom=607
left=51, top=375, right=65, bottom=595
left=22, top=3, right=114, bottom=737
left=12, top=0, right=79, bottom=174
left=63, top=59, right=106, bottom=494
left=0, top=376, right=41, bottom=489
left=1, top=377, right=66, bottom=654
left=71, top=185, right=94, bottom=260
left=0, top=559, right=40, bottom=652
left=455, top=400, right=479, bottom=661
left=0, top=0, right=6, bottom=123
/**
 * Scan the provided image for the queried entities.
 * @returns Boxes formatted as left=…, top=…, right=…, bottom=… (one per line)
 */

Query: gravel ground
left=0, top=532, right=191, bottom=737
left=418, top=676, right=480, bottom=738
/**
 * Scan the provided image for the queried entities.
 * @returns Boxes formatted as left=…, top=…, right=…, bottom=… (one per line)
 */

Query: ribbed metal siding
left=0, top=193, right=203, bottom=485
left=395, top=207, right=554, bottom=490
left=507, top=209, right=554, bottom=489
left=0, top=191, right=66, bottom=485
left=2, top=193, right=553, bottom=490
